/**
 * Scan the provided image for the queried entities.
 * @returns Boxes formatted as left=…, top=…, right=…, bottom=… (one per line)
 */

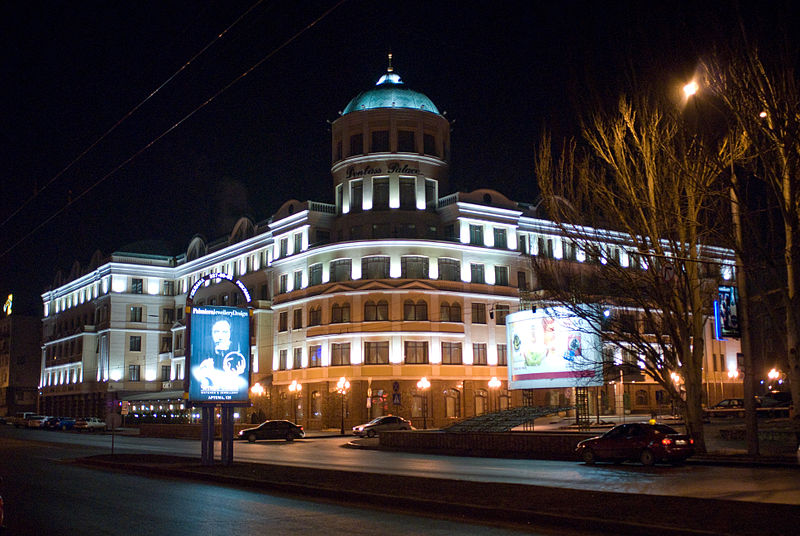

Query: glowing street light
left=250, top=382, right=265, bottom=396
left=336, top=376, right=350, bottom=435
left=417, top=376, right=430, bottom=429
left=683, top=80, right=699, bottom=98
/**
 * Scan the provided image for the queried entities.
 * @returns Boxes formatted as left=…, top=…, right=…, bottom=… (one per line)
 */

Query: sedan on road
left=352, top=415, right=413, bottom=438
left=576, top=422, right=694, bottom=466
left=237, top=420, right=305, bottom=442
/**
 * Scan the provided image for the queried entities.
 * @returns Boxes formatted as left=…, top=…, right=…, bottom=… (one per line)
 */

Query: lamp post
left=488, top=376, right=501, bottom=412
left=683, top=80, right=759, bottom=455
left=417, top=376, right=430, bottom=429
left=288, top=380, right=302, bottom=423
left=336, top=376, right=350, bottom=436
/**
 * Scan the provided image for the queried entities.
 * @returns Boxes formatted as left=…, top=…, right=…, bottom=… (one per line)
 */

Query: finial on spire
left=387, top=52, right=393, bottom=72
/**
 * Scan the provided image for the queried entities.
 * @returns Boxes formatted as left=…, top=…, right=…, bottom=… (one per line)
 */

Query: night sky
left=1, top=1, right=797, bottom=315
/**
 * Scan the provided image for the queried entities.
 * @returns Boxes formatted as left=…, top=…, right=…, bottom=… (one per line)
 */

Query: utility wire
left=0, top=0, right=347, bottom=262
left=0, top=0, right=265, bottom=231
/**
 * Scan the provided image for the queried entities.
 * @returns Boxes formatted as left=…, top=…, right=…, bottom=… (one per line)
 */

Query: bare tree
left=703, top=42, right=800, bottom=441
left=533, top=94, right=745, bottom=452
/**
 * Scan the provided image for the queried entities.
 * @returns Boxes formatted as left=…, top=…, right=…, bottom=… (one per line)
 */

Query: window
left=401, top=256, right=428, bottom=279
left=364, top=341, right=389, bottom=364
left=494, top=304, right=510, bottom=325
left=475, top=389, right=488, bottom=415
left=494, top=266, right=509, bottom=286
left=440, top=302, right=461, bottom=322
left=311, top=391, right=322, bottom=417
left=471, top=263, right=485, bottom=284
left=130, top=306, right=142, bottom=322
left=425, top=179, right=436, bottom=209
left=279, top=349, right=288, bottom=370
left=372, top=178, right=389, bottom=209
left=309, top=306, right=322, bottom=326
left=279, top=311, right=288, bottom=332
left=129, top=336, right=142, bottom=352
left=399, top=177, right=416, bottom=209
left=331, top=303, right=350, bottom=323
left=350, top=180, right=363, bottom=213
left=494, top=228, right=507, bottom=249
left=438, top=258, right=460, bottom=281
left=331, top=343, right=350, bottom=366
left=403, top=299, right=428, bottom=321
left=279, top=274, right=288, bottom=294
left=472, top=303, right=486, bottom=324
left=160, top=336, right=172, bottom=353
left=635, top=389, right=649, bottom=406
left=404, top=341, right=429, bottom=364
left=131, top=278, right=143, bottom=294
left=469, top=224, right=484, bottom=246
left=293, top=348, right=302, bottom=369
left=442, top=342, right=462, bottom=364
left=364, top=300, right=389, bottom=321
left=162, top=281, right=174, bottom=296
left=280, top=238, right=288, bottom=257
left=309, top=345, right=322, bottom=368
left=162, top=308, right=175, bottom=324
left=294, top=233, right=302, bottom=254
left=473, top=343, right=487, bottom=365
left=161, top=365, right=171, bottom=381
left=423, top=133, right=437, bottom=156
left=397, top=130, right=415, bottom=152
left=372, top=130, right=389, bottom=152
left=349, top=133, right=363, bottom=155
left=176, top=333, right=183, bottom=350
left=294, top=270, right=302, bottom=290
left=330, top=259, right=352, bottom=282
left=293, top=309, right=302, bottom=330
left=362, top=256, right=390, bottom=279
left=517, top=271, right=528, bottom=290
left=497, top=344, right=507, bottom=366
left=309, top=264, right=323, bottom=286
left=129, top=365, right=141, bottom=381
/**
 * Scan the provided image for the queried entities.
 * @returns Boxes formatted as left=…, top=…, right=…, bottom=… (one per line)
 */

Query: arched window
left=311, top=391, right=321, bottom=418
left=331, top=303, right=350, bottom=323
left=308, top=306, right=322, bottom=326
left=635, top=389, right=649, bottom=406
left=404, top=299, right=427, bottom=320
left=444, top=388, right=460, bottom=419
left=365, top=300, right=389, bottom=321
left=475, top=389, right=488, bottom=416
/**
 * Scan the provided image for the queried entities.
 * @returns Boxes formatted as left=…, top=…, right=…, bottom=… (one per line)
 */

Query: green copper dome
left=342, top=69, right=439, bottom=115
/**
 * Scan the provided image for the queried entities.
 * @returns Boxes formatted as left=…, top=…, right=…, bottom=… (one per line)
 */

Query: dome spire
left=387, top=52, right=393, bottom=73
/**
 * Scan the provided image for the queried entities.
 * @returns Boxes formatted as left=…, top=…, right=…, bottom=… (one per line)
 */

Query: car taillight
left=690, top=438, right=694, bottom=444
left=661, top=438, right=673, bottom=446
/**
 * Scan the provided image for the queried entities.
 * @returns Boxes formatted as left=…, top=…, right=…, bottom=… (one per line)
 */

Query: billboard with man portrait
left=188, top=306, right=250, bottom=403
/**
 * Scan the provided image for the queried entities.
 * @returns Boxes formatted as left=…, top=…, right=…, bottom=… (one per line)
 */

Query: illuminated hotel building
left=38, top=64, right=742, bottom=427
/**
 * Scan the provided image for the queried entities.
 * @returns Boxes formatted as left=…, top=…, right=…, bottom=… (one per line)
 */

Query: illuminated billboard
left=714, top=285, right=740, bottom=340
left=188, top=306, right=250, bottom=403
left=506, top=307, right=603, bottom=390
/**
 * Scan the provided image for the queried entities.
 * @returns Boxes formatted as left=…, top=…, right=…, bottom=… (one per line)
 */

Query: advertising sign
left=714, top=285, right=740, bottom=339
left=188, top=306, right=250, bottom=403
left=506, top=307, right=603, bottom=390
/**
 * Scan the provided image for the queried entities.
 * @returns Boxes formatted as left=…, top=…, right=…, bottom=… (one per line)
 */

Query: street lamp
left=288, top=380, right=302, bottom=423
left=488, top=376, right=501, bottom=412
left=336, top=376, right=350, bottom=436
left=416, top=376, right=430, bottom=429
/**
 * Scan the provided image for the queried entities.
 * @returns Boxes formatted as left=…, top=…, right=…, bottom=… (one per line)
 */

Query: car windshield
left=367, top=417, right=385, bottom=425
left=652, top=424, right=678, bottom=435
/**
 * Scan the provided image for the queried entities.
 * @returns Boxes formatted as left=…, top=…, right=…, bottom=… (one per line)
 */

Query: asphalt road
left=0, top=434, right=561, bottom=536
left=3, top=426, right=799, bottom=505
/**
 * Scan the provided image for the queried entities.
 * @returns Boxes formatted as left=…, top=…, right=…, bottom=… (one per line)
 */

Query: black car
left=237, top=420, right=305, bottom=442
left=576, top=422, right=694, bottom=466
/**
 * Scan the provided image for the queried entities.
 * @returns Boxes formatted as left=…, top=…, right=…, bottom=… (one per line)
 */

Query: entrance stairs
left=441, top=406, right=574, bottom=433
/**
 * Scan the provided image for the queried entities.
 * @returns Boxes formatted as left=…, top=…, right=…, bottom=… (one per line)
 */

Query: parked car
left=74, top=417, right=106, bottom=432
left=8, top=412, right=35, bottom=428
left=576, top=422, right=694, bottom=466
left=44, top=417, right=76, bottom=431
left=352, top=415, right=413, bottom=438
left=26, top=415, right=50, bottom=429
left=703, top=398, right=746, bottom=419
left=237, top=420, right=304, bottom=442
